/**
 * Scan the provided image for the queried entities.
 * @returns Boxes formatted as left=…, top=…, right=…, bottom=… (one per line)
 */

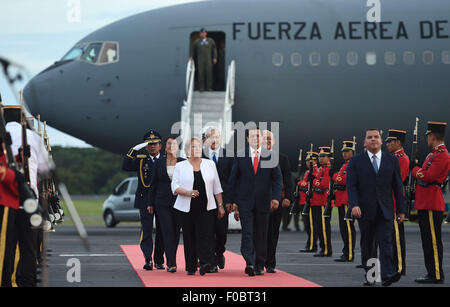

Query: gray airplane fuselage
left=24, top=0, right=450, bottom=166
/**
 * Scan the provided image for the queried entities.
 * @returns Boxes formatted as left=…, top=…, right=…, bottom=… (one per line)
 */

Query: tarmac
left=44, top=223, right=450, bottom=287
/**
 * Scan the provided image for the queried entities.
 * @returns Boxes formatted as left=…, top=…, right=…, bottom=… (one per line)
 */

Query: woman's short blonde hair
left=184, top=137, right=203, bottom=157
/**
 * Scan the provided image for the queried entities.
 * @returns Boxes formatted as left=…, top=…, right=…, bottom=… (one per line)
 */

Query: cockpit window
left=81, top=43, right=103, bottom=63
left=61, top=43, right=88, bottom=61
left=99, top=42, right=119, bottom=64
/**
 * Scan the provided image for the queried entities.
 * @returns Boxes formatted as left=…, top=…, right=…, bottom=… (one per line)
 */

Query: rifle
left=344, top=136, right=357, bottom=221
left=302, top=144, right=314, bottom=216
left=290, top=149, right=302, bottom=215
left=43, top=121, right=64, bottom=223
left=405, top=117, right=419, bottom=221
left=0, top=93, right=40, bottom=221
left=18, top=92, right=53, bottom=230
left=322, top=139, right=335, bottom=218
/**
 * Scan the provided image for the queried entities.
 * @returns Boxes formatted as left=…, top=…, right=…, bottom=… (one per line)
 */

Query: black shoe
left=167, top=267, right=177, bottom=273
left=199, top=264, right=211, bottom=276
left=255, top=267, right=264, bottom=275
left=266, top=267, right=276, bottom=273
left=356, top=264, right=366, bottom=269
left=334, top=255, right=351, bottom=262
left=382, top=272, right=401, bottom=287
left=415, top=275, right=444, bottom=284
left=155, top=263, right=165, bottom=270
left=217, top=255, right=225, bottom=269
left=143, top=259, right=153, bottom=271
left=314, top=251, right=332, bottom=257
left=245, top=265, right=255, bottom=276
left=187, top=271, right=196, bottom=275
left=209, top=266, right=218, bottom=273
left=299, top=248, right=317, bottom=253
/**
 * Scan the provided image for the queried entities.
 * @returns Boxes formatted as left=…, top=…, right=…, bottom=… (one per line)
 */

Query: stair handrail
left=181, top=60, right=196, bottom=156
left=222, top=60, right=235, bottom=144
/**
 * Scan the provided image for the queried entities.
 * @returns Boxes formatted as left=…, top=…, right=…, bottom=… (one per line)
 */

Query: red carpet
left=121, top=245, right=321, bottom=287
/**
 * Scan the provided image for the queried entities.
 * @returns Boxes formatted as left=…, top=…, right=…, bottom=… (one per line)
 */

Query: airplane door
left=189, top=31, right=226, bottom=91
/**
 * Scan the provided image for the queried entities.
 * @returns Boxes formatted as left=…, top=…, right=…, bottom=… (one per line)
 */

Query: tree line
left=51, top=146, right=130, bottom=195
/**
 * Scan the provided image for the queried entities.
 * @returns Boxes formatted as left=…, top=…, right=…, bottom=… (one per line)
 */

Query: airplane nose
left=23, top=80, right=38, bottom=115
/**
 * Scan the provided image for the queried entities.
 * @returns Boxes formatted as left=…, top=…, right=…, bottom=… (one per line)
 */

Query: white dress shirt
left=209, top=147, right=221, bottom=161
left=367, top=149, right=382, bottom=171
left=6, top=122, right=51, bottom=197
left=171, top=159, right=223, bottom=212
left=250, top=146, right=262, bottom=166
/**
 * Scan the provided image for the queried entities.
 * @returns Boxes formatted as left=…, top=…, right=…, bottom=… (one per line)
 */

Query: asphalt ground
left=44, top=223, right=450, bottom=287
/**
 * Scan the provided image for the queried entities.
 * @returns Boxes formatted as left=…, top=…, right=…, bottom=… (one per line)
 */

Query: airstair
left=180, top=60, right=235, bottom=153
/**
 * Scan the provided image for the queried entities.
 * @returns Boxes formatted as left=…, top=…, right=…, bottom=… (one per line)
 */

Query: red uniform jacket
left=0, top=154, right=20, bottom=209
left=393, top=149, right=410, bottom=211
left=333, top=161, right=349, bottom=207
left=311, top=165, right=330, bottom=206
left=297, top=165, right=318, bottom=205
left=412, top=144, right=450, bottom=211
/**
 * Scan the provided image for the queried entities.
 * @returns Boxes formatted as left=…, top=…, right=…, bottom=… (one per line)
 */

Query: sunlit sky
left=0, top=0, right=202, bottom=147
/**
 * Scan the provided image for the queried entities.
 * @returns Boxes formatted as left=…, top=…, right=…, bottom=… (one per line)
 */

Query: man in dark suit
left=261, top=130, right=293, bottom=273
left=122, top=130, right=164, bottom=271
left=347, top=128, right=406, bottom=286
left=226, top=127, right=282, bottom=276
left=202, top=126, right=234, bottom=272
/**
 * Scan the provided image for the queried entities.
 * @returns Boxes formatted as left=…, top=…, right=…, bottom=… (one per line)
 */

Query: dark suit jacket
left=278, top=152, right=294, bottom=203
left=226, top=148, right=283, bottom=214
left=148, top=156, right=185, bottom=208
left=347, top=151, right=406, bottom=221
left=203, top=148, right=234, bottom=199
left=122, top=149, right=158, bottom=209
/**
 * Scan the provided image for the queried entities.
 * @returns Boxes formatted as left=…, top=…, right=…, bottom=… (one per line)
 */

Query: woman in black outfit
left=171, top=138, right=225, bottom=275
left=148, top=135, right=184, bottom=273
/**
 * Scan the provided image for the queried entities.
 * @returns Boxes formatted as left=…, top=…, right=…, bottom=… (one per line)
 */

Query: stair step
left=193, top=91, right=226, bottom=99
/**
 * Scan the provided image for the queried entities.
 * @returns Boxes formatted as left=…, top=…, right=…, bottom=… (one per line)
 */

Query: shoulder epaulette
left=136, top=154, right=147, bottom=159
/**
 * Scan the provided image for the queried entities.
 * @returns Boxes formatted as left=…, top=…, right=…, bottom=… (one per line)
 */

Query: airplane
left=23, top=0, right=450, bottom=168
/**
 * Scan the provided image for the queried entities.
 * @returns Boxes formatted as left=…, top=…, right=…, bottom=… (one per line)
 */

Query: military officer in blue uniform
left=123, top=130, right=164, bottom=270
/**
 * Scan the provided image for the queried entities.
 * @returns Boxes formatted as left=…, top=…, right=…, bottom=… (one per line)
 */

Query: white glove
left=133, top=142, right=147, bottom=151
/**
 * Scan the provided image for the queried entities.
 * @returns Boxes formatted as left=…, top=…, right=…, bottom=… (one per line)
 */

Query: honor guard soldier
left=385, top=129, right=409, bottom=275
left=412, top=121, right=450, bottom=284
left=3, top=105, right=51, bottom=287
left=0, top=147, right=21, bottom=287
left=298, top=151, right=319, bottom=253
left=123, top=130, right=165, bottom=271
left=333, top=141, right=356, bottom=262
left=311, top=147, right=332, bottom=257
left=189, top=28, right=218, bottom=91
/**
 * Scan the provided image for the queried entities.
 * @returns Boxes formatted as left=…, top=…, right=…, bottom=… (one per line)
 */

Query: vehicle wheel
left=104, top=210, right=117, bottom=228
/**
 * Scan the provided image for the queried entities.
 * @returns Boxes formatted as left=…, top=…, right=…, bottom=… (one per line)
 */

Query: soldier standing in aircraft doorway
left=189, top=28, right=217, bottom=92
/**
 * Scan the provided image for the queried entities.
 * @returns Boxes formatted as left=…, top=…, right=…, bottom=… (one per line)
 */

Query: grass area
left=58, top=199, right=139, bottom=226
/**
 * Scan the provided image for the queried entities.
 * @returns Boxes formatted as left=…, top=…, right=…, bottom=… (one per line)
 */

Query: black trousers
left=302, top=206, right=317, bottom=251
left=177, top=209, right=215, bottom=272
left=155, top=206, right=181, bottom=268
left=266, top=206, right=282, bottom=268
left=240, top=209, right=270, bottom=269
left=139, top=208, right=154, bottom=261
left=213, top=210, right=228, bottom=266
left=0, top=206, right=17, bottom=287
left=359, top=206, right=395, bottom=280
left=154, top=213, right=165, bottom=265
left=392, top=216, right=406, bottom=274
left=311, top=206, right=332, bottom=255
left=418, top=210, right=444, bottom=280
left=338, top=205, right=356, bottom=261
left=13, top=210, right=38, bottom=287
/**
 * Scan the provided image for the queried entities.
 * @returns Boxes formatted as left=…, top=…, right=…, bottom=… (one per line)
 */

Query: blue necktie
left=372, top=155, right=378, bottom=174
left=212, top=153, right=217, bottom=164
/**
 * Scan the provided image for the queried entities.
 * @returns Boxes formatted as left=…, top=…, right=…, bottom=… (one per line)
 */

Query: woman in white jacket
left=171, top=137, right=225, bottom=275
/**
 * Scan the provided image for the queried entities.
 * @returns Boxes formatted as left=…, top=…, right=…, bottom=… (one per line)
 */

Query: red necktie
left=253, top=151, right=259, bottom=174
